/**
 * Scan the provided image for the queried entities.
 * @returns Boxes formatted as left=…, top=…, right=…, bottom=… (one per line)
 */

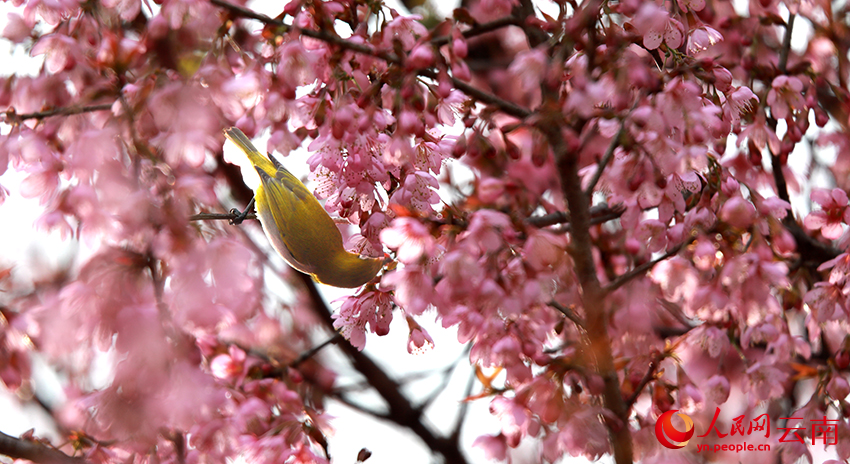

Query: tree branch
left=548, top=118, right=634, bottom=464
left=525, top=203, right=625, bottom=228
left=603, top=236, right=695, bottom=295
left=441, top=76, right=531, bottom=118
left=211, top=0, right=399, bottom=63
left=6, top=103, right=113, bottom=122
left=624, top=354, right=662, bottom=409
left=583, top=107, right=636, bottom=197
left=542, top=4, right=633, bottom=460
left=189, top=211, right=257, bottom=222
left=430, top=16, right=521, bottom=46
left=548, top=301, right=585, bottom=328
left=290, top=333, right=343, bottom=368
left=449, top=363, right=478, bottom=443
left=296, top=273, right=469, bottom=464
left=777, top=13, right=795, bottom=74
left=0, top=431, right=87, bottom=464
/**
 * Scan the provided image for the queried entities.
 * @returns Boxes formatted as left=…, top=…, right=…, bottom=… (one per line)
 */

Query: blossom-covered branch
left=210, top=0, right=532, bottom=119
left=604, top=236, right=697, bottom=295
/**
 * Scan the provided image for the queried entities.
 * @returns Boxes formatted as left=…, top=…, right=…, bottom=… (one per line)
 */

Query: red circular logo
left=655, top=410, right=695, bottom=449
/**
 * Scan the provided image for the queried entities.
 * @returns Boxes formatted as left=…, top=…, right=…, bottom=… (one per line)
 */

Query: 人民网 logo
left=655, top=410, right=695, bottom=449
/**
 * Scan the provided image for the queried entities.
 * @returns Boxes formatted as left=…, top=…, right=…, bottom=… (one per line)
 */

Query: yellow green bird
left=223, top=127, right=383, bottom=288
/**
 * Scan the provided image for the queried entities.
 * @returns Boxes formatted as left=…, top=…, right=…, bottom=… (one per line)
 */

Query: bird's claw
left=230, top=207, right=248, bottom=225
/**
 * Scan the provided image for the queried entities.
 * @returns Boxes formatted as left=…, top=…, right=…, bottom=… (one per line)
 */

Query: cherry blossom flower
left=687, top=26, right=723, bottom=55
left=632, top=3, right=685, bottom=50
left=382, top=14, right=428, bottom=50
left=406, top=316, right=434, bottom=354
left=804, top=188, right=850, bottom=239
left=767, top=75, right=806, bottom=120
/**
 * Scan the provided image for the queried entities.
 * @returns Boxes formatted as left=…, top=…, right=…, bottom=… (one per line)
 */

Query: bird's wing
left=255, top=168, right=344, bottom=270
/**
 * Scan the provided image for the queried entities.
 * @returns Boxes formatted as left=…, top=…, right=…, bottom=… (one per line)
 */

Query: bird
left=223, top=127, right=384, bottom=288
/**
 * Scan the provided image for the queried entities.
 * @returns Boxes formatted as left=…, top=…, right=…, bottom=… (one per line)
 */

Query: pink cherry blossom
left=804, top=188, right=850, bottom=239
left=687, top=26, right=723, bottom=55
left=767, top=75, right=806, bottom=120
left=633, top=3, right=685, bottom=50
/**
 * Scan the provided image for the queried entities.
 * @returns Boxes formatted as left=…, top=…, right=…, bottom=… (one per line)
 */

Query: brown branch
left=624, top=354, right=662, bottom=408
left=603, top=236, right=695, bottom=295
left=189, top=211, right=257, bottom=222
left=777, top=13, right=795, bottom=74
left=443, top=77, right=531, bottom=119
left=764, top=21, right=841, bottom=269
left=296, top=272, right=469, bottom=464
left=167, top=432, right=186, bottom=464
left=232, top=333, right=342, bottom=378
left=0, top=431, right=87, bottom=464
left=430, top=16, right=522, bottom=46
left=542, top=3, right=633, bottom=460
left=516, top=0, right=549, bottom=48
left=6, top=103, right=113, bottom=122
left=212, top=0, right=399, bottom=63
left=449, top=363, right=478, bottom=443
left=525, top=203, right=625, bottom=228
left=583, top=105, right=637, bottom=197
left=624, top=323, right=699, bottom=408
left=526, top=211, right=570, bottom=227
left=549, top=116, right=634, bottom=463
left=290, top=333, right=343, bottom=368
left=416, top=353, right=466, bottom=410
left=332, top=391, right=389, bottom=419
left=548, top=301, right=585, bottom=327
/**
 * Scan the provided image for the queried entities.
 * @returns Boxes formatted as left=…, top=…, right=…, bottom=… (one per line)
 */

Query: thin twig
left=169, top=432, right=186, bottom=464
left=7, top=103, right=113, bottom=122
left=549, top=301, right=585, bottom=327
left=430, top=16, right=521, bottom=46
left=332, top=392, right=390, bottom=419
left=416, top=356, right=465, bottom=410
left=527, top=211, right=569, bottom=227
left=583, top=104, right=638, bottom=197
left=603, top=236, right=695, bottom=295
left=625, top=325, right=698, bottom=408
left=624, top=354, right=662, bottom=408
left=449, top=353, right=477, bottom=443
left=444, top=77, right=531, bottom=119
left=777, top=13, right=795, bottom=74
left=290, top=333, right=343, bottom=368
left=762, top=11, right=841, bottom=267
left=525, top=203, right=625, bottom=228
left=189, top=211, right=257, bottom=222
